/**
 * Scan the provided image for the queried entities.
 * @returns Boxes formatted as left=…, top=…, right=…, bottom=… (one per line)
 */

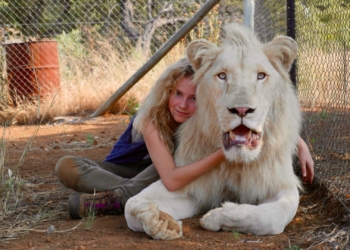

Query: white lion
left=125, top=23, right=302, bottom=240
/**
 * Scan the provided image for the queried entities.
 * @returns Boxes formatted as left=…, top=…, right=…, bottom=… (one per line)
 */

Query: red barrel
left=5, top=41, right=60, bottom=104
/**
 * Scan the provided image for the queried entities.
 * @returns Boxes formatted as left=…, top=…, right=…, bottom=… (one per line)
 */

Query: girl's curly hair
left=133, top=57, right=195, bottom=152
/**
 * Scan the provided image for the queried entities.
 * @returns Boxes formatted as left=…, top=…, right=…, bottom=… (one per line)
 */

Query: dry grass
left=1, top=16, right=349, bottom=246
left=0, top=7, right=224, bottom=125
left=0, top=15, right=222, bottom=242
left=0, top=37, right=187, bottom=125
left=0, top=176, right=73, bottom=241
left=298, top=48, right=350, bottom=110
left=297, top=183, right=350, bottom=249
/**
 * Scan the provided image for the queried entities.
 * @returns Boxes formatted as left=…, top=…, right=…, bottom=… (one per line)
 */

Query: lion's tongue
left=223, top=125, right=250, bottom=149
left=233, top=125, right=250, bottom=137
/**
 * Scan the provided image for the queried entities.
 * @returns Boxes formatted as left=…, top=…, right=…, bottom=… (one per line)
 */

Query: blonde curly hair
left=133, top=57, right=195, bottom=152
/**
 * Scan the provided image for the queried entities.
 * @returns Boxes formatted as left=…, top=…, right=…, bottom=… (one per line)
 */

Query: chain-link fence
left=1, top=0, right=349, bottom=238
left=0, top=0, right=243, bottom=114
left=255, top=0, right=350, bottom=238
left=295, top=0, right=350, bottom=225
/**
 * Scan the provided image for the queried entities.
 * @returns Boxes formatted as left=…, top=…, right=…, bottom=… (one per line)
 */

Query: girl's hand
left=298, top=138, right=314, bottom=184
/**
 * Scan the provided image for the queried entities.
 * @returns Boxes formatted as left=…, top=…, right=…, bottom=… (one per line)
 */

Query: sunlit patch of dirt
left=1, top=115, right=348, bottom=249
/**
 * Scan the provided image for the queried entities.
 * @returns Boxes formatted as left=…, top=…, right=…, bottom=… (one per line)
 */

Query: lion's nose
left=228, top=107, right=255, bottom=117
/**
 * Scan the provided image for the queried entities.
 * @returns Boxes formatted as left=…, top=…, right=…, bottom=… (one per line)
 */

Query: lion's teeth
left=247, top=130, right=252, bottom=139
left=229, top=131, right=235, bottom=140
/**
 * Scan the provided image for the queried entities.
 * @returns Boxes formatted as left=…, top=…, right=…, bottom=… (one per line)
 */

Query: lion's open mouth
left=222, top=124, right=261, bottom=150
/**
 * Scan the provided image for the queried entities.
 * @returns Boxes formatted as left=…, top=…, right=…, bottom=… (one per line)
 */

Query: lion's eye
left=218, top=72, right=226, bottom=80
left=257, top=72, right=266, bottom=80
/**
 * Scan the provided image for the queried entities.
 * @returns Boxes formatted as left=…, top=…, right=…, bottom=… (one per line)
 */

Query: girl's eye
left=257, top=72, right=266, bottom=80
left=175, top=91, right=182, bottom=96
left=191, top=96, right=196, bottom=101
left=218, top=72, right=226, bottom=80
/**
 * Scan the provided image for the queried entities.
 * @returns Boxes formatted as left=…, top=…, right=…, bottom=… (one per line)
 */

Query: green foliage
left=86, top=133, right=95, bottom=146
left=84, top=188, right=98, bottom=229
left=296, top=0, right=350, bottom=50
left=0, top=1, right=8, bottom=7
left=125, top=97, right=139, bottom=118
left=56, top=29, right=88, bottom=81
left=2, top=169, right=23, bottom=213
left=56, top=30, right=87, bottom=59
left=285, top=245, right=301, bottom=250
left=231, top=231, right=240, bottom=239
left=188, top=4, right=222, bottom=44
left=84, top=205, right=96, bottom=230
left=318, top=110, right=328, bottom=120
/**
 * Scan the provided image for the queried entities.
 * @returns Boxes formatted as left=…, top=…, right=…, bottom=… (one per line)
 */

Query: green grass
left=232, top=231, right=240, bottom=239
left=285, top=245, right=301, bottom=250
left=125, top=96, right=140, bottom=118
left=84, top=189, right=97, bottom=230
left=2, top=169, right=22, bottom=211
left=86, top=133, right=95, bottom=146
left=318, top=110, right=328, bottom=120
left=0, top=92, right=61, bottom=239
left=84, top=206, right=96, bottom=230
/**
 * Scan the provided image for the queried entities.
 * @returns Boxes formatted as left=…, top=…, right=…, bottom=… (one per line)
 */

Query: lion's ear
left=265, top=36, right=298, bottom=72
left=186, top=39, right=219, bottom=70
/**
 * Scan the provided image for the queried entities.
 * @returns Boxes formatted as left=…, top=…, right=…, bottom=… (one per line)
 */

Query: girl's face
left=168, top=76, right=197, bottom=124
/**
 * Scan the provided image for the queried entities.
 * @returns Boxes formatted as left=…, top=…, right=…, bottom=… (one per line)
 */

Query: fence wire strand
left=0, top=0, right=349, bottom=245
left=0, top=0, right=243, bottom=107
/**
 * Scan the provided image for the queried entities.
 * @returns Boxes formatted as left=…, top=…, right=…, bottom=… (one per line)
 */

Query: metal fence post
left=287, top=0, right=296, bottom=86
left=243, top=0, right=255, bottom=30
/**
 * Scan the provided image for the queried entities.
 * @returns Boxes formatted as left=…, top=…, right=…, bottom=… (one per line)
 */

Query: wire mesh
left=295, top=0, right=350, bottom=213
left=0, top=0, right=349, bottom=234
left=255, top=0, right=350, bottom=228
left=0, top=0, right=243, bottom=109
left=254, top=0, right=286, bottom=42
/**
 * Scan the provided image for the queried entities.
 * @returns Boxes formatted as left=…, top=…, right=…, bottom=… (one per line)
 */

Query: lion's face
left=208, top=47, right=280, bottom=162
left=187, top=24, right=298, bottom=163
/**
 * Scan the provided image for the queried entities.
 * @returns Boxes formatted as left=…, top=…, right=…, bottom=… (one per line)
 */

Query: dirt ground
left=0, top=115, right=347, bottom=250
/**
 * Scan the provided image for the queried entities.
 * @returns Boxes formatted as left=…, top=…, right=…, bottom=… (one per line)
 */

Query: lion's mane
left=174, top=23, right=302, bottom=211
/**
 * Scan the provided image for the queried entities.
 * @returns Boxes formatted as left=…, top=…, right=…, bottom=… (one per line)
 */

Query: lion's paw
left=144, top=210, right=183, bottom=240
left=127, top=199, right=183, bottom=240
left=200, top=207, right=223, bottom=231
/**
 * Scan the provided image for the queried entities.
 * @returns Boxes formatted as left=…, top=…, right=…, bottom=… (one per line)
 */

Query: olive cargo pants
left=55, top=156, right=160, bottom=207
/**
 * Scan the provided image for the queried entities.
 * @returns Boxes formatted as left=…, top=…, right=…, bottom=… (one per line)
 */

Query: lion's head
left=186, top=23, right=300, bottom=164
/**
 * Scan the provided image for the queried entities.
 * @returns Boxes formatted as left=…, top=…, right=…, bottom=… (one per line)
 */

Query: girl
left=55, top=58, right=314, bottom=219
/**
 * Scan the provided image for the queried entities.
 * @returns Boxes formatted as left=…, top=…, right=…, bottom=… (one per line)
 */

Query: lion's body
left=125, top=23, right=302, bottom=240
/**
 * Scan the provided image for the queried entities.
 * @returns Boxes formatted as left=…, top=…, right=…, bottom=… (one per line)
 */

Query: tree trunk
left=120, top=0, right=140, bottom=43
left=120, top=0, right=186, bottom=59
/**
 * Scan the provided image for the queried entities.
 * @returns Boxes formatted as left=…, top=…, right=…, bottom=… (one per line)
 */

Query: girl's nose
left=179, top=98, right=188, bottom=109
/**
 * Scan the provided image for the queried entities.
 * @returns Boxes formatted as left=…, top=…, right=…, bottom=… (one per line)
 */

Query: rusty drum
left=5, top=41, right=60, bottom=103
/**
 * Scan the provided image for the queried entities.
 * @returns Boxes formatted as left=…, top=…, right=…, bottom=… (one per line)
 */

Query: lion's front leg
left=126, top=198, right=183, bottom=240
left=125, top=181, right=198, bottom=240
left=200, top=188, right=299, bottom=235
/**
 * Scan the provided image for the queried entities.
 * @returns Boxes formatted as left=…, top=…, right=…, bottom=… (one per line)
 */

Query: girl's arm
left=298, top=137, right=314, bottom=184
left=143, top=121, right=225, bottom=191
